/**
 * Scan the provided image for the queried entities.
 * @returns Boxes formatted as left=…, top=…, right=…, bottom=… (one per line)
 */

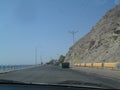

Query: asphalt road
left=0, top=65, right=120, bottom=88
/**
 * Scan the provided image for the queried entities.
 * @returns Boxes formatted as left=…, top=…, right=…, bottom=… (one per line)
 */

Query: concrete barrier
left=81, top=63, right=86, bottom=67
left=74, top=63, right=80, bottom=67
left=104, top=62, right=120, bottom=69
left=93, top=63, right=103, bottom=68
left=77, top=63, right=81, bottom=67
left=74, top=63, right=78, bottom=67
left=74, top=62, right=120, bottom=69
left=74, top=64, right=77, bottom=66
left=86, top=63, right=92, bottom=67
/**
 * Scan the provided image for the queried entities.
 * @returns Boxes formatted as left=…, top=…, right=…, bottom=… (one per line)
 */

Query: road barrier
left=74, top=62, right=120, bottom=69
left=74, top=63, right=81, bottom=67
left=81, top=63, right=86, bottom=67
left=86, top=63, right=92, bottom=67
left=93, top=63, right=103, bottom=68
left=104, top=62, right=120, bottom=69
left=74, top=63, right=77, bottom=67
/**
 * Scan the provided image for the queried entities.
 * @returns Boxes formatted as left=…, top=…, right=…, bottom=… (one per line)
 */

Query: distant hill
left=65, top=5, right=120, bottom=66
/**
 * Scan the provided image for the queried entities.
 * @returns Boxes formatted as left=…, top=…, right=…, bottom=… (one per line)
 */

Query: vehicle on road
left=62, top=62, right=70, bottom=68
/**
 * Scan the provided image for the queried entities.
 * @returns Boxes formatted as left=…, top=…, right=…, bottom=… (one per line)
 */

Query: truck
left=62, top=62, right=70, bottom=68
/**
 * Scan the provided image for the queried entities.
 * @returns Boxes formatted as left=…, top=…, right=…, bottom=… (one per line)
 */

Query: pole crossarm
left=69, top=30, right=78, bottom=44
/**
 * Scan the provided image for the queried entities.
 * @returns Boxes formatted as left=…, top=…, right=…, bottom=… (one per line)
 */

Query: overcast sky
left=0, top=0, right=119, bottom=65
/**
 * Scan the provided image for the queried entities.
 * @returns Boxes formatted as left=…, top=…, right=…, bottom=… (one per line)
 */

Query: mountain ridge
left=65, top=5, right=120, bottom=65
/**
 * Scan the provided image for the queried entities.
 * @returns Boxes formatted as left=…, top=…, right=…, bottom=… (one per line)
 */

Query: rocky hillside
left=65, top=5, right=120, bottom=65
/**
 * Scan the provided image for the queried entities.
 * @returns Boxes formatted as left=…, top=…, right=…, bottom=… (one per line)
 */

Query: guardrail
left=0, top=65, right=35, bottom=72
left=74, top=62, right=120, bottom=69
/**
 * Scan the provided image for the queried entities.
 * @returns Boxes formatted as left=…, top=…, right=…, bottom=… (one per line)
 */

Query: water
left=0, top=65, right=34, bottom=72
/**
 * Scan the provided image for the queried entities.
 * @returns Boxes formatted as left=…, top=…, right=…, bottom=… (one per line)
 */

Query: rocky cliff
left=65, top=5, right=120, bottom=65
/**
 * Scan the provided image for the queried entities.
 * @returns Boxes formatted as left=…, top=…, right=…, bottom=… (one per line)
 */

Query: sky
left=0, top=0, right=119, bottom=65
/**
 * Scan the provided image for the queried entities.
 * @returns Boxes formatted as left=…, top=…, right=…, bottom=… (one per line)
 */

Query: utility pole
left=69, top=31, right=78, bottom=44
left=35, top=47, right=37, bottom=65
left=69, top=30, right=78, bottom=67
left=40, top=56, right=43, bottom=65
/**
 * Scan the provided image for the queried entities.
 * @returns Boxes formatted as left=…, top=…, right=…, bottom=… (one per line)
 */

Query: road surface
left=73, top=67, right=120, bottom=81
left=0, top=65, right=119, bottom=88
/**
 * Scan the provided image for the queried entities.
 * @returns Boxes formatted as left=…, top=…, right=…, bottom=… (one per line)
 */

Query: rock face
left=65, top=5, right=120, bottom=65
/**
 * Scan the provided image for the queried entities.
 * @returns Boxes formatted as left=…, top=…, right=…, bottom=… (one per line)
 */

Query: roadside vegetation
left=46, top=55, right=65, bottom=66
